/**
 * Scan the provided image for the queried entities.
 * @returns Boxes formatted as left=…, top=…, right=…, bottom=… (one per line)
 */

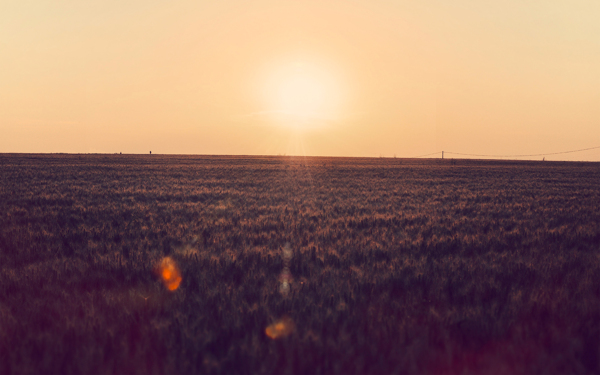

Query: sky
left=2, top=0, right=599, bottom=160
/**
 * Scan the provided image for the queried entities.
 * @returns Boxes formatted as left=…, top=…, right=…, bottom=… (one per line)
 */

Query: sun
left=278, top=70, right=327, bottom=118
left=262, top=60, right=342, bottom=127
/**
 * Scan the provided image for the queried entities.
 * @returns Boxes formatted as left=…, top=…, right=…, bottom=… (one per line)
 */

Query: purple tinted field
left=0, top=154, right=598, bottom=374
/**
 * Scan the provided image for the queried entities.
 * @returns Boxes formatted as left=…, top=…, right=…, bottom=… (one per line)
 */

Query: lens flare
left=155, top=257, right=182, bottom=291
left=265, top=316, right=295, bottom=339
left=279, top=242, right=293, bottom=296
left=279, top=280, right=290, bottom=294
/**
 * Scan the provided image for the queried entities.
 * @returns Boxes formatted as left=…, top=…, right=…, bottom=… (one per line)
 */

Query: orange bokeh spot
left=155, top=257, right=182, bottom=291
left=265, top=316, right=295, bottom=339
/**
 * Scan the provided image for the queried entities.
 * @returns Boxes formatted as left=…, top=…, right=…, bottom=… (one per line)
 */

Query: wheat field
left=0, top=154, right=598, bottom=374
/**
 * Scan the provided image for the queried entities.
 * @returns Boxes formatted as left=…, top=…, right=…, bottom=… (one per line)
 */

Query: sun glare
left=278, top=72, right=326, bottom=117
left=262, top=60, right=343, bottom=127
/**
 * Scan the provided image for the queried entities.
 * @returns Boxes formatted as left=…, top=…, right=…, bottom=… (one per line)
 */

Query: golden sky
left=2, top=1, right=599, bottom=160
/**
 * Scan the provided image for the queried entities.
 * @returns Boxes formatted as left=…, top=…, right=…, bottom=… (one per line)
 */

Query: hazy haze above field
left=2, top=0, right=599, bottom=160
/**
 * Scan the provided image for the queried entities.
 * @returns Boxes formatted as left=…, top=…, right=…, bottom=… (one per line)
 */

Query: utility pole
left=442, top=151, right=444, bottom=159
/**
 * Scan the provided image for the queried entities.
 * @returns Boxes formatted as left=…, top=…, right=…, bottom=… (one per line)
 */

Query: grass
left=0, top=154, right=598, bottom=374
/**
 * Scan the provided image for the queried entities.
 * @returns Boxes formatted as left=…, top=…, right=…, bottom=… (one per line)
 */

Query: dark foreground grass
left=0, top=154, right=598, bottom=374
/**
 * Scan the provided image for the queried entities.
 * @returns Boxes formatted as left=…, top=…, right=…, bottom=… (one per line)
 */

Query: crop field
left=0, top=154, right=599, bottom=374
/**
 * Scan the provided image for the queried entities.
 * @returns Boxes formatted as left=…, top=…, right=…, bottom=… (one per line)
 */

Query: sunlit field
left=0, top=154, right=598, bottom=374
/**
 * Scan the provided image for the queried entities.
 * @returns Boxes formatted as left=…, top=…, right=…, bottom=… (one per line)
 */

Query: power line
left=445, top=145, right=600, bottom=158
left=411, top=151, right=442, bottom=158
left=405, top=145, right=600, bottom=159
